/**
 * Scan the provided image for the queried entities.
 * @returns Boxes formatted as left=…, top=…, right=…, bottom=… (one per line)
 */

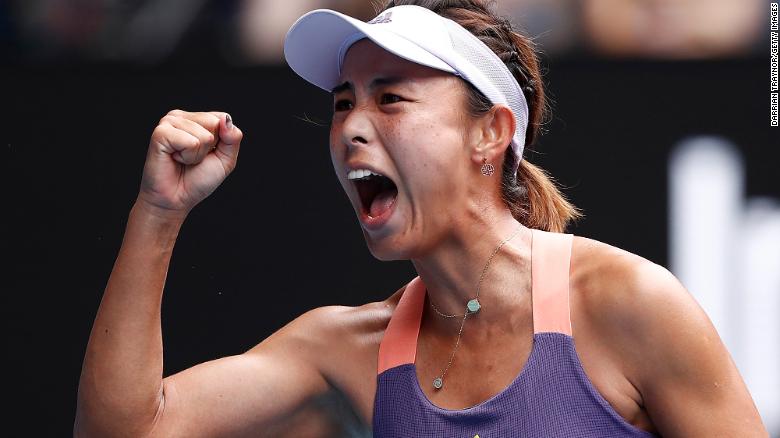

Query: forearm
left=76, top=200, right=185, bottom=436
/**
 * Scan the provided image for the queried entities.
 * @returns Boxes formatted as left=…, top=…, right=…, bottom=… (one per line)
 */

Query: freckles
left=388, top=117, right=403, bottom=138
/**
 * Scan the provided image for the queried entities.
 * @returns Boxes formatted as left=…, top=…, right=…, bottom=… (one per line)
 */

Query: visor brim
left=284, top=9, right=456, bottom=92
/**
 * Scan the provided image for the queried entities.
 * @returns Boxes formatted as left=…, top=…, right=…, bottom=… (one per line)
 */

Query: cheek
left=328, top=124, right=348, bottom=186
left=328, top=123, right=345, bottom=158
left=328, top=121, right=339, bottom=147
left=388, top=111, right=465, bottom=196
left=401, top=111, right=463, bottom=164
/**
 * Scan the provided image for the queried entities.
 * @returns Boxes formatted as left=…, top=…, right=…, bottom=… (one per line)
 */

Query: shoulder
left=569, top=234, right=708, bottom=368
left=568, top=235, right=715, bottom=383
left=569, top=235, right=766, bottom=435
left=277, top=283, right=409, bottom=423
left=279, top=283, right=408, bottom=365
left=296, top=282, right=407, bottom=338
left=569, top=235, right=686, bottom=338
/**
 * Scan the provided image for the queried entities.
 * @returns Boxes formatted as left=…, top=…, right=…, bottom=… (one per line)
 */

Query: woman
left=75, top=0, right=768, bottom=436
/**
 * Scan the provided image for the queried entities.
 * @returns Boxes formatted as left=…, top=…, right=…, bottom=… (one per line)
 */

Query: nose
left=351, top=134, right=368, bottom=146
left=340, top=104, right=372, bottom=151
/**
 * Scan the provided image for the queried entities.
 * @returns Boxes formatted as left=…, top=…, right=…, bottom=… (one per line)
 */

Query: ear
left=469, top=104, right=516, bottom=168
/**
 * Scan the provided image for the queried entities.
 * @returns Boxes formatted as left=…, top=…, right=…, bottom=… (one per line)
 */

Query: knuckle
left=151, top=124, right=168, bottom=138
left=167, top=109, right=185, bottom=117
left=159, top=115, right=175, bottom=125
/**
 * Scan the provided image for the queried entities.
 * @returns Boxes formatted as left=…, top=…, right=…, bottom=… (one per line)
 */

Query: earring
left=481, top=157, right=495, bottom=176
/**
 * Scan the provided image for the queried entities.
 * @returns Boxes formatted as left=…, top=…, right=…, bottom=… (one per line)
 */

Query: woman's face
left=330, top=39, right=479, bottom=260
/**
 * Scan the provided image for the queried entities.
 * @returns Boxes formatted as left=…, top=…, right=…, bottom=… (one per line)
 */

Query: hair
left=374, top=0, right=583, bottom=232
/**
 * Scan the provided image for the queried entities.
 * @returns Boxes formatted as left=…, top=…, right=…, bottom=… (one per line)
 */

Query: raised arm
left=75, top=111, right=333, bottom=437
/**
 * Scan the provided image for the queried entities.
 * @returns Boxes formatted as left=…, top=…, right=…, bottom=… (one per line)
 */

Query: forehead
left=338, top=39, right=456, bottom=88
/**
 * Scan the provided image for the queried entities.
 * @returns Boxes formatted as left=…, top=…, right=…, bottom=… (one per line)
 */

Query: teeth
left=347, top=168, right=383, bottom=180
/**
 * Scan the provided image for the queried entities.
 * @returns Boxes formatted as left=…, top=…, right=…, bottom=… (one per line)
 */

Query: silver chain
left=428, top=223, right=523, bottom=389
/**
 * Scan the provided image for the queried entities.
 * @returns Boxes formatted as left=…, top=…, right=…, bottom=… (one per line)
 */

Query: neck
left=410, top=207, right=533, bottom=333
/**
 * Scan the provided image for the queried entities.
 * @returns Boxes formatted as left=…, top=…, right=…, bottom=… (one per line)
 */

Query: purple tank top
left=372, top=229, right=657, bottom=437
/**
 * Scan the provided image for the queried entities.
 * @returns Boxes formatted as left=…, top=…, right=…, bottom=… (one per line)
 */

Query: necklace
left=427, top=223, right=523, bottom=390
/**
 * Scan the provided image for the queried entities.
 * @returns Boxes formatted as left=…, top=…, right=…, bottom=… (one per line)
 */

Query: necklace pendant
left=433, top=377, right=443, bottom=389
left=467, top=298, right=481, bottom=313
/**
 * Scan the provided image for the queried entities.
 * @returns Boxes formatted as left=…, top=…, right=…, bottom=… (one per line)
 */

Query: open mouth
left=353, top=173, right=398, bottom=218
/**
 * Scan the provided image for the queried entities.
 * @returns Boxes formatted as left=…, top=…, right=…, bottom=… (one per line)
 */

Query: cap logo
left=368, top=11, right=392, bottom=24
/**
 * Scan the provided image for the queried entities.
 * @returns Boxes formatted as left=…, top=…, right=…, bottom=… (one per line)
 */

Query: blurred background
left=3, top=0, right=778, bottom=436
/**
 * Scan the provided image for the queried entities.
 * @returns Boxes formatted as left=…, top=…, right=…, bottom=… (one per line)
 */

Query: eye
left=380, top=93, right=403, bottom=104
left=333, top=99, right=353, bottom=112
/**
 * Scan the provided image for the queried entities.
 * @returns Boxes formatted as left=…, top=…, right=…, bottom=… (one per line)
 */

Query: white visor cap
left=284, top=5, right=530, bottom=170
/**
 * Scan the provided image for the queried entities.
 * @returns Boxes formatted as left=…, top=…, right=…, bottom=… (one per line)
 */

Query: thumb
left=213, top=113, right=243, bottom=170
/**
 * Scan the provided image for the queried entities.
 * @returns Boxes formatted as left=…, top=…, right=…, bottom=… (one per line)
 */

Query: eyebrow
left=330, top=76, right=409, bottom=94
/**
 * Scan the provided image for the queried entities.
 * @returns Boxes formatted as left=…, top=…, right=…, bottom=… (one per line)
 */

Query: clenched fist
left=137, top=110, right=243, bottom=219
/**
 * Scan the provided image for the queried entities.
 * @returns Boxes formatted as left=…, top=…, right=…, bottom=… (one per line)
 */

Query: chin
left=362, top=229, right=409, bottom=262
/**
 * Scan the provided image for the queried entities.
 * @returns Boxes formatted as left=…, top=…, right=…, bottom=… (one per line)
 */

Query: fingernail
left=226, top=113, right=233, bottom=130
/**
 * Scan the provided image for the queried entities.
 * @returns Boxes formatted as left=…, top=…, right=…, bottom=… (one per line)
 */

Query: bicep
left=148, top=309, right=333, bottom=437
left=626, top=264, right=768, bottom=437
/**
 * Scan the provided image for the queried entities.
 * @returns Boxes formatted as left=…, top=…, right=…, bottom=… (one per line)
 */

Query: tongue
left=369, top=188, right=397, bottom=217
